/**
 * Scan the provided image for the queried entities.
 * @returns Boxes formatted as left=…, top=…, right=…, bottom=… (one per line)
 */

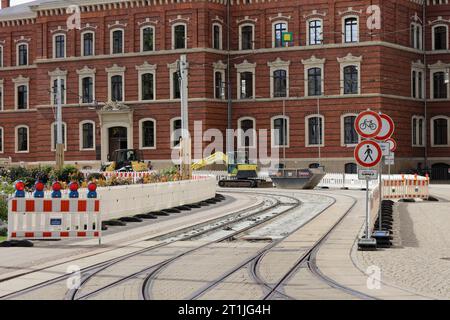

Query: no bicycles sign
left=355, top=110, right=382, bottom=139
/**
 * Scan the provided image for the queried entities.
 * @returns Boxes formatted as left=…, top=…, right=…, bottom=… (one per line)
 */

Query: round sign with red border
left=354, top=140, right=383, bottom=168
left=375, top=114, right=395, bottom=141
left=386, top=138, right=397, bottom=152
left=355, top=110, right=382, bottom=139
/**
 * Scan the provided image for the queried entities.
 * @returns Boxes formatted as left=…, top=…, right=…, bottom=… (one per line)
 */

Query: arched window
left=345, top=163, right=357, bottom=174
left=307, top=67, right=322, bottom=96
left=141, top=73, right=154, bottom=101
left=111, top=29, right=124, bottom=54
left=51, top=122, right=67, bottom=151
left=111, top=75, right=123, bottom=102
left=433, top=25, right=448, bottom=51
left=238, top=117, right=256, bottom=148
left=342, top=114, right=358, bottom=145
left=171, top=117, right=182, bottom=148
left=272, top=116, right=289, bottom=147
left=17, top=44, right=28, bottom=66
left=140, top=119, right=156, bottom=149
left=306, top=115, right=324, bottom=146
left=82, top=77, right=94, bottom=103
left=141, top=26, right=155, bottom=52
left=344, top=17, right=359, bottom=43
left=53, top=34, right=66, bottom=58
left=273, top=70, right=287, bottom=97
left=82, top=31, right=94, bottom=56
left=273, top=22, right=287, bottom=48
left=343, top=65, right=359, bottom=94
left=80, top=121, right=95, bottom=150
left=240, top=24, right=254, bottom=50
left=432, top=117, right=449, bottom=146
left=308, top=19, right=322, bottom=45
left=212, top=23, right=222, bottom=50
left=173, top=24, right=186, bottom=49
left=16, top=126, right=29, bottom=153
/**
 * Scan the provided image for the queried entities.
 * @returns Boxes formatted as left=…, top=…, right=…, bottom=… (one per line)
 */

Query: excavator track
left=218, top=179, right=257, bottom=188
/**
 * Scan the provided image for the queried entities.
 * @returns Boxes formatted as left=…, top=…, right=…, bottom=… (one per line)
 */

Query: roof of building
left=0, top=0, right=56, bottom=20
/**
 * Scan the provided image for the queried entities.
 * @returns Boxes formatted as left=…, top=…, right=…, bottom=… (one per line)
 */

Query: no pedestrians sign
left=354, top=140, right=382, bottom=168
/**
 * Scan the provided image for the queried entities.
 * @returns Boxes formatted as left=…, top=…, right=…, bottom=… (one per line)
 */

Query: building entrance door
left=108, top=126, right=128, bottom=158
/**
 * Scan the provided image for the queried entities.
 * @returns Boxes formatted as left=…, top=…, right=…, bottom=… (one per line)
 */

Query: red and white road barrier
left=382, top=175, right=429, bottom=200
left=7, top=197, right=101, bottom=241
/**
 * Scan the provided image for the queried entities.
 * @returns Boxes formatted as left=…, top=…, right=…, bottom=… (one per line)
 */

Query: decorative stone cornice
left=212, top=15, right=224, bottom=24
left=14, top=36, right=31, bottom=44
left=338, top=7, right=363, bottom=16
left=301, top=55, right=326, bottom=65
left=428, top=16, right=450, bottom=25
left=235, top=59, right=256, bottom=70
left=169, top=15, right=190, bottom=24
left=12, top=75, right=29, bottom=84
left=50, top=26, right=68, bottom=34
left=237, top=16, right=258, bottom=24
left=80, top=23, right=98, bottom=31
left=213, top=60, right=227, bottom=70
left=48, top=67, right=68, bottom=77
left=76, top=65, right=96, bottom=75
left=267, top=57, right=290, bottom=68
left=137, top=18, right=159, bottom=26
left=105, top=64, right=126, bottom=73
left=428, top=60, right=450, bottom=69
left=269, top=13, right=291, bottom=21
left=135, top=61, right=157, bottom=72
left=101, top=101, right=131, bottom=112
left=337, top=53, right=362, bottom=64
left=412, top=60, right=425, bottom=69
left=107, top=20, right=127, bottom=29
left=167, top=61, right=179, bottom=70
left=303, top=10, right=327, bottom=19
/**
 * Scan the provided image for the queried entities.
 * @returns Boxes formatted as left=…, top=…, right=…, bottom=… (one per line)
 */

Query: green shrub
left=50, top=165, right=84, bottom=183
left=0, top=197, right=7, bottom=222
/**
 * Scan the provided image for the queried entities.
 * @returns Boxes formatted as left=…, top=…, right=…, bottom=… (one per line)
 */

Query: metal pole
left=56, top=77, right=64, bottom=170
left=366, top=178, right=370, bottom=239
left=317, top=97, right=321, bottom=166
left=378, top=159, right=383, bottom=231
left=179, top=54, right=191, bottom=180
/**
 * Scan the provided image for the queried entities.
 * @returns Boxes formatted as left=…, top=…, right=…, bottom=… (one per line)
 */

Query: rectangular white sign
left=379, top=142, right=390, bottom=156
left=358, top=169, right=378, bottom=180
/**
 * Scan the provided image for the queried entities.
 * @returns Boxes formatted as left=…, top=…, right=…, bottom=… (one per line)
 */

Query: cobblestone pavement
left=356, top=200, right=450, bottom=299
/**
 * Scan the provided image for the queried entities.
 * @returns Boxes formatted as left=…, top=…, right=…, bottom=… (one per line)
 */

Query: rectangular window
left=434, top=26, right=447, bottom=50
left=309, top=20, right=322, bottom=45
left=174, top=25, right=186, bottom=49
left=343, top=66, right=358, bottom=94
left=241, top=25, right=253, bottom=50
left=112, top=30, right=123, bottom=54
left=82, top=122, right=94, bottom=149
left=173, top=72, right=180, bottom=99
left=53, top=123, right=66, bottom=150
left=54, top=35, right=65, bottom=58
left=344, top=18, right=358, bottom=43
left=433, top=72, right=448, bottom=99
left=111, top=75, right=123, bottom=102
left=240, top=72, right=253, bottom=99
left=273, top=70, right=287, bottom=97
left=0, top=128, right=2, bottom=152
left=215, top=72, right=224, bottom=99
left=18, top=44, right=27, bottom=66
left=82, top=77, right=93, bottom=103
left=83, top=33, right=94, bottom=56
left=434, top=119, right=448, bottom=145
left=17, top=85, right=28, bottom=109
left=274, top=22, right=287, bottom=48
left=53, top=79, right=65, bottom=105
left=213, top=25, right=221, bottom=49
left=17, top=127, right=28, bottom=152
left=344, top=116, right=358, bottom=145
left=308, top=117, right=323, bottom=145
left=172, top=119, right=182, bottom=147
left=142, top=27, right=154, bottom=51
left=142, top=121, right=155, bottom=148
left=308, top=68, right=322, bottom=96
left=142, top=73, right=154, bottom=100
left=273, top=117, right=288, bottom=146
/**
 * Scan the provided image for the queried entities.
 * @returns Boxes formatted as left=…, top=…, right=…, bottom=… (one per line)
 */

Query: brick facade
left=0, top=0, right=448, bottom=173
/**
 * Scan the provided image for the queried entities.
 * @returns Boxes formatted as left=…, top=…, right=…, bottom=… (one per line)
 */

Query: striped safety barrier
left=7, top=181, right=101, bottom=242
left=382, top=175, right=429, bottom=200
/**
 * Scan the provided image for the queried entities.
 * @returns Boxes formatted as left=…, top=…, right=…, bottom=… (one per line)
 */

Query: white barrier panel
left=7, top=198, right=101, bottom=240
left=81, top=170, right=156, bottom=183
left=382, top=176, right=429, bottom=200
left=98, top=176, right=216, bottom=221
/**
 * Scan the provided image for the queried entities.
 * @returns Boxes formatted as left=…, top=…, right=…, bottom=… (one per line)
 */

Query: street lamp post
left=55, top=77, right=64, bottom=170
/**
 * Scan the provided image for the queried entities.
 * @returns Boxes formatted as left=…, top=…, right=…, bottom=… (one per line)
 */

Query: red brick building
left=0, top=0, right=448, bottom=175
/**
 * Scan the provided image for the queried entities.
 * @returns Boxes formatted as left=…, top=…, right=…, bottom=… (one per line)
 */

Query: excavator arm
left=191, top=152, right=229, bottom=171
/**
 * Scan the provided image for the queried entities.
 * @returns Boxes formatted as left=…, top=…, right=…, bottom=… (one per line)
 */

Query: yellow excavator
left=192, top=151, right=268, bottom=188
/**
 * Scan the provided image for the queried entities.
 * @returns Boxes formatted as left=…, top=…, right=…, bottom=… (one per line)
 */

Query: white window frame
left=136, top=62, right=157, bottom=101
left=15, top=125, right=29, bottom=153
left=340, top=113, right=360, bottom=147
left=305, top=114, right=325, bottom=147
left=212, top=23, right=223, bottom=50
left=13, top=75, right=29, bottom=110
left=172, top=22, right=187, bottom=50
left=48, top=68, right=68, bottom=106
left=237, top=116, right=257, bottom=148
left=140, top=25, right=155, bottom=52
left=235, top=60, right=256, bottom=100
left=302, top=56, right=326, bottom=97
left=430, top=68, right=450, bottom=100
left=342, top=15, right=359, bottom=44
left=50, top=121, right=67, bottom=151
left=0, top=126, right=3, bottom=153
left=271, top=115, right=290, bottom=148
left=239, top=23, right=255, bottom=50
left=52, top=33, right=66, bottom=59
left=430, top=116, right=450, bottom=147
left=213, top=61, right=227, bottom=100
left=272, top=20, right=288, bottom=48
left=410, top=22, right=423, bottom=50
left=16, top=42, right=28, bottom=66
left=170, top=117, right=182, bottom=149
left=432, top=24, right=449, bottom=51
left=77, top=66, right=96, bottom=104
left=306, top=18, right=323, bottom=46
left=81, top=30, right=95, bottom=57
left=79, top=120, right=96, bottom=151
left=411, top=115, right=425, bottom=147
left=110, top=28, right=125, bottom=55
left=0, top=45, right=3, bottom=68
left=139, top=118, right=157, bottom=150
left=338, top=53, right=362, bottom=95
left=268, top=58, right=290, bottom=98
left=411, top=66, right=425, bottom=99
left=106, top=64, right=126, bottom=102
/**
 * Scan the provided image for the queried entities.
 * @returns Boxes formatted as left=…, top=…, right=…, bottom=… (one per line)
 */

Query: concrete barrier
left=98, top=176, right=216, bottom=221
